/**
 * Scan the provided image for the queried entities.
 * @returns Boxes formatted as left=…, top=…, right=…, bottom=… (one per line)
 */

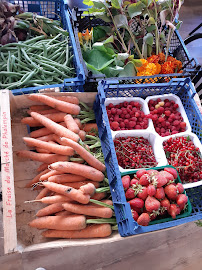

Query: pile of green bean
left=0, top=34, right=76, bottom=90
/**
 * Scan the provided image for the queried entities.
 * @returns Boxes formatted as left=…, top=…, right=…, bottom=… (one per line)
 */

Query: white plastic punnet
left=112, top=130, right=168, bottom=174
left=145, top=93, right=192, bottom=139
left=104, top=97, right=154, bottom=137
left=161, top=131, right=202, bottom=189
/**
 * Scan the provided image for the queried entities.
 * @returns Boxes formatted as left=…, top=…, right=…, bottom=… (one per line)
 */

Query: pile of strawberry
left=106, top=101, right=148, bottom=131
left=122, top=167, right=188, bottom=226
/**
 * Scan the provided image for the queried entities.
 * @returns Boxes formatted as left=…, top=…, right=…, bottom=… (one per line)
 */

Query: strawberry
left=136, top=169, right=147, bottom=179
left=164, top=167, right=178, bottom=179
left=121, top=175, right=131, bottom=190
left=147, top=185, right=156, bottom=196
left=129, top=198, right=144, bottom=209
left=176, top=183, right=184, bottom=194
left=160, top=197, right=170, bottom=211
left=145, top=196, right=160, bottom=212
left=152, top=174, right=167, bottom=187
left=131, top=206, right=143, bottom=214
left=155, top=187, right=165, bottom=200
left=164, top=184, right=178, bottom=200
left=137, top=187, right=148, bottom=200
left=137, top=213, right=150, bottom=226
left=149, top=212, right=157, bottom=221
left=139, top=174, right=150, bottom=186
left=147, top=169, right=158, bottom=176
left=125, top=188, right=135, bottom=200
left=176, top=194, right=188, bottom=209
left=131, top=210, right=139, bottom=221
left=168, top=204, right=181, bottom=219
left=159, top=171, right=174, bottom=183
left=130, top=178, right=139, bottom=186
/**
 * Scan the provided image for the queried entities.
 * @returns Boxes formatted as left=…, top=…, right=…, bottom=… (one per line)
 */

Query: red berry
left=145, top=196, right=160, bottom=212
left=147, top=185, right=156, bottom=196
left=137, top=213, right=150, bottom=226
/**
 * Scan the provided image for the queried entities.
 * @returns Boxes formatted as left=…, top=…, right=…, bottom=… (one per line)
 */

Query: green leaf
left=141, top=0, right=153, bottom=7
left=148, top=17, right=156, bottom=25
left=128, top=2, right=146, bottom=18
left=143, top=33, right=153, bottom=46
left=132, top=59, right=143, bottom=67
left=114, top=58, right=125, bottom=67
left=83, top=0, right=94, bottom=6
left=102, top=66, right=124, bottom=77
left=116, top=53, right=129, bottom=61
left=147, top=45, right=152, bottom=57
left=92, top=43, right=108, bottom=52
left=93, top=26, right=108, bottom=43
left=114, top=14, right=128, bottom=29
left=83, top=49, right=115, bottom=71
left=103, top=35, right=114, bottom=44
left=96, top=12, right=112, bottom=23
left=146, top=25, right=156, bottom=32
left=119, top=61, right=136, bottom=77
left=160, top=32, right=166, bottom=44
left=186, top=136, right=191, bottom=141
left=92, top=0, right=108, bottom=9
left=176, top=21, right=182, bottom=30
left=111, top=0, right=121, bottom=9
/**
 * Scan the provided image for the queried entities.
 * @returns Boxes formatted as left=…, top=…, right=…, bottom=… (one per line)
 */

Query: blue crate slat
left=8, top=0, right=85, bottom=94
left=72, top=8, right=202, bottom=86
left=94, top=77, right=202, bottom=237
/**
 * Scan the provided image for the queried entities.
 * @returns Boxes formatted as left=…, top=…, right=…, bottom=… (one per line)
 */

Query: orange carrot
left=42, top=224, right=112, bottom=238
left=63, top=181, right=99, bottom=189
left=48, top=174, right=86, bottom=184
left=36, top=147, right=51, bottom=154
left=30, top=105, right=52, bottom=111
left=80, top=183, right=96, bottom=196
left=36, top=202, right=65, bottom=217
left=50, top=162, right=104, bottom=182
left=23, top=137, right=75, bottom=156
left=61, top=137, right=106, bottom=172
left=28, top=194, right=71, bottom=204
left=30, top=122, right=66, bottom=138
left=30, top=112, right=80, bottom=142
left=55, top=210, right=74, bottom=216
left=27, top=109, right=61, bottom=115
left=36, top=134, right=55, bottom=142
left=42, top=182, right=90, bottom=204
left=40, top=170, right=62, bottom=181
left=48, top=95, right=79, bottom=105
left=78, top=130, right=86, bottom=141
left=28, top=94, right=80, bottom=115
left=91, top=192, right=106, bottom=201
left=74, top=118, right=82, bottom=129
left=83, top=123, right=98, bottom=134
left=35, top=187, right=50, bottom=200
left=21, top=112, right=66, bottom=127
left=64, top=114, right=80, bottom=134
left=62, top=202, right=113, bottom=218
left=37, top=163, right=48, bottom=172
left=16, top=151, right=69, bottom=164
left=25, top=169, right=49, bottom=188
left=29, top=215, right=86, bottom=230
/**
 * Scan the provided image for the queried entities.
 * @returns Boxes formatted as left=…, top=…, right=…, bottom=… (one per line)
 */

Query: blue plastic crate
left=8, top=0, right=85, bottom=94
left=94, top=78, right=202, bottom=236
left=72, top=8, right=202, bottom=88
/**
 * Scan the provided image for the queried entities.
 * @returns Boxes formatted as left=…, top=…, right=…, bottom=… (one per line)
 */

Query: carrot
left=36, top=202, right=65, bottom=217
left=48, top=174, right=87, bottom=184
left=64, top=114, right=80, bottom=134
left=16, top=151, right=69, bottom=164
left=42, top=224, right=112, bottom=238
left=27, top=195, right=71, bottom=204
left=36, top=134, right=55, bottom=142
left=62, top=202, right=113, bottom=218
left=40, top=170, right=62, bottom=181
left=35, top=187, right=50, bottom=200
left=29, top=215, right=86, bottom=230
left=74, top=118, right=82, bottom=129
left=30, top=105, right=52, bottom=111
left=37, top=163, right=48, bottom=172
left=21, top=112, right=66, bottom=127
left=80, top=183, right=96, bottom=197
left=42, top=182, right=90, bottom=204
left=91, top=192, right=106, bottom=201
left=23, top=137, right=75, bottom=156
left=50, top=162, right=104, bottom=182
left=83, top=123, right=98, bottom=134
left=61, top=137, right=106, bottom=172
left=25, top=169, right=49, bottom=188
left=30, top=112, right=80, bottom=142
left=27, top=109, right=61, bottom=115
left=28, top=94, right=80, bottom=115
left=55, top=210, right=74, bottom=216
left=36, top=147, right=51, bottom=154
left=63, top=181, right=99, bottom=189
left=48, top=95, right=79, bottom=105
left=30, top=122, right=66, bottom=138
left=78, top=130, right=86, bottom=141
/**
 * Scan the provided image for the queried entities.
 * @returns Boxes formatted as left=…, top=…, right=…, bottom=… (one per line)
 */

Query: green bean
left=46, top=33, right=62, bottom=45
left=23, top=35, right=46, bottom=45
left=18, top=69, right=37, bottom=86
left=20, top=48, right=39, bottom=69
left=34, top=60, right=68, bottom=77
left=43, top=44, right=47, bottom=58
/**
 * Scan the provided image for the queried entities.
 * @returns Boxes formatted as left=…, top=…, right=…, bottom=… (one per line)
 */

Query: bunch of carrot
left=17, top=93, right=117, bottom=239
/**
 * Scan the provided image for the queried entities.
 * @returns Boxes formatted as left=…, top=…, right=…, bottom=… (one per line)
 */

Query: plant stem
left=165, top=27, right=173, bottom=61
left=153, top=0, right=159, bottom=55
left=127, top=27, right=143, bottom=58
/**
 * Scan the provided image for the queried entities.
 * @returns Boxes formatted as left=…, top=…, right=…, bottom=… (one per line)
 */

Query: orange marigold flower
left=147, top=55, right=160, bottom=64
left=161, top=61, right=175, bottom=74
left=155, top=63, right=161, bottom=74
left=167, top=56, right=176, bottom=62
left=145, top=63, right=157, bottom=75
left=158, top=53, right=165, bottom=64
left=137, top=59, right=148, bottom=72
